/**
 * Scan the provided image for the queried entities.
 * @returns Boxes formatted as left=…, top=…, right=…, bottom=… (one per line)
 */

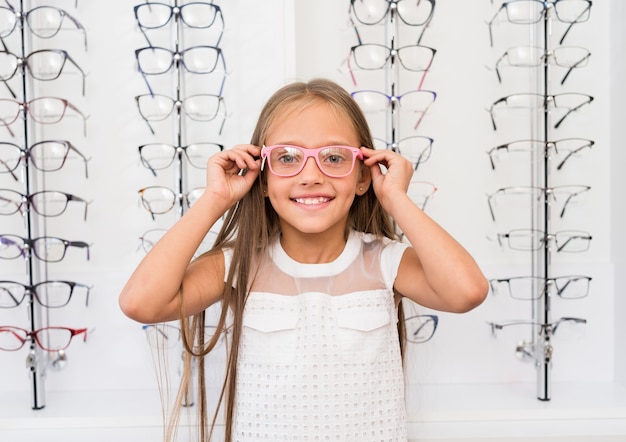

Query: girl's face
left=263, top=101, right=370, bottom=238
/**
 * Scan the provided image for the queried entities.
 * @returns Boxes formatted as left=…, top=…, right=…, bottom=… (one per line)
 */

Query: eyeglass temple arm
left=79, top=283, right=92, bottom=307
left=73, top=195, right=92, bottom=222
left=66, top=101, right=89, bottom=136
left=0, top=285, right=21, bottom=306
left=66, top=52, right=87, bottom=96
left=556, top=141, right=593, bottom=170
left=552, top=317, right=587, bottom=334
left=561, top=52, right=591, bottom=85
left=0, top=158, right=18, bottom=180
left=65, top=13, right=88, bottom=51
left=68, top=241, right=91, bottom=260
left=559, top=187, right=589, bottom=218
left=72, top=327, right=89, bottom=343
left=0, top=112, right=16, bottom=137
left=0, top=36, right=16, bottom=96
left=558, top=7, right=590, bottom=45
left=486, top=321, right=502, bottom=337
left=553, top=97, right=593, bottom=129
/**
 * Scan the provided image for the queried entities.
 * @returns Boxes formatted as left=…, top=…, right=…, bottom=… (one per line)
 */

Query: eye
left=320, top=147, right=351, bottom=164
left=275, top=147, right=302, bottom=165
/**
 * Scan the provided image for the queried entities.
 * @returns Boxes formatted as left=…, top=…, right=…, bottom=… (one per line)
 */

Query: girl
left=119, top=78, right=488, bottom=441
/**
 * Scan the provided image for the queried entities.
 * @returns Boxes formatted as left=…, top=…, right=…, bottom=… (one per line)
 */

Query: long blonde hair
left=172, top=79, right=404, bottom=441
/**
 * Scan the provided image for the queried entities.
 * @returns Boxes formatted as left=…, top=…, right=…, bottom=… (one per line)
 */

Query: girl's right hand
left=205, top=144, right=262, bottom=208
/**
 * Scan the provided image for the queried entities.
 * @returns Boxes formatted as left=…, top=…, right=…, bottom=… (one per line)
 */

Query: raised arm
left=361, top=147, right=488, bottom=313
left=118, top=145, right=261, bottom=324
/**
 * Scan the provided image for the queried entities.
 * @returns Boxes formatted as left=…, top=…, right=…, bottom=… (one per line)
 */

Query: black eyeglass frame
left=0, top=280, right=91, bottom=308
left=0, top=234, right=91, bottom=262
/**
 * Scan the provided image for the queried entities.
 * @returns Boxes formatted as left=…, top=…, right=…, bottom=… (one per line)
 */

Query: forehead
left=266, top=99, right=358, bottom=145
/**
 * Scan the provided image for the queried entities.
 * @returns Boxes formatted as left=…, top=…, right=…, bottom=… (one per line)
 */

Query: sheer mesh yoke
left=228, top=231, right=410, bottom=441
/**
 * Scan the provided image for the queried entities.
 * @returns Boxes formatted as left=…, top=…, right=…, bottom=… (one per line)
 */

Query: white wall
left=0, top=0, right=621, bottom=416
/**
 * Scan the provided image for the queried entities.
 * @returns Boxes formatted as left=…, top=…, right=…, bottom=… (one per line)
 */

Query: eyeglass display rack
left=486, top=1, right=593, bottom=401
left=344, top=0, right=437, bottom=214
left=132, top=0, right=226, bottom=409
left=0, top=1, right=90, bottom=410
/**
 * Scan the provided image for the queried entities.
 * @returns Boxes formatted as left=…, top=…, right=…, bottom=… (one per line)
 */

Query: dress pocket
left=241, top=309, right=299, bottom=365
left=335, top=309, right=391, bottom=364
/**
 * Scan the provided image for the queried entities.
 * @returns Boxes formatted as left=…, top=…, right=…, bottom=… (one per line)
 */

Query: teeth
left=294, top=197, right=330, bottom=205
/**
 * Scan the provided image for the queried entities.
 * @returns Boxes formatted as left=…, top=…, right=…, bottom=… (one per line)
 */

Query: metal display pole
left=15, top=0, right=46, bottom=410
left=536, top=11, right=552, bottom=402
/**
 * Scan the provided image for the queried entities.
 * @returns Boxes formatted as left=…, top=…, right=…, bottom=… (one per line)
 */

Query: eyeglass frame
left=487, top=92, right=594, bottom=131
left=134, top=45, right=227, bottom=96
left=349, top=0, right=436, bottom=27
left=486, top=138, right=594, bottom=171
left=373, top=136, right=434, bottom=172
left=491, top=45, right=591, bottom=85
left=0, top=47, right=87, bottom=96
left=346, top=42, right=436, bottom=89
left=404, top=314, right=439, bottom=343
left=0, top=96, right=89, bottom=138
left=0, top=233, right=91, bottom=262
left=487, top=316, right=587, bottom=338
left=496, top=228, right=592, bottom=253
left=0, top=325, right=87, bottom=351
left=0, top=139, right=89, bottom=180
left=486, top=184, right=591, bottom=220
left=138, top=186, right=205, bottom=220
left=138, top=142, right=224, bottom=176
left=0, top=4, right=88, bottom=50
left=0, top=280, right=91, bottom=308
left=351, top=89, right=437, bottom=130
left=489, top=275, right=592, bottom=300
left=134, top=93, right=227, bottom=136
left=260, top=145, right=364, bottom=178
left=133, top=2, right=225, bottom=48
left=0, top=188, right=91, bottom=220
left=487, top=0, right=592, bottom=47
left=142, top=322, right=230, bottom=349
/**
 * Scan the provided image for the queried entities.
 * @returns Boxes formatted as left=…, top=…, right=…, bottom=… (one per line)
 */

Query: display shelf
left=1, top=382, right=625, bottom=441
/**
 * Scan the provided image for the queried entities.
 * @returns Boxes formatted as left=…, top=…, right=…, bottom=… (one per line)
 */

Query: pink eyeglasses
left=261, top=145, right=363, bottom=178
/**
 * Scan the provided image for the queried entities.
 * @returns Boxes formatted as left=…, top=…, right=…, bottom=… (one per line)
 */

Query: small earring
left=359, top=187, right=363, bottom=191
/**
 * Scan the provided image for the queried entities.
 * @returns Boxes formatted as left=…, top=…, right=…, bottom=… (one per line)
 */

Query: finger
left=220, top=145, right=261, bottom=172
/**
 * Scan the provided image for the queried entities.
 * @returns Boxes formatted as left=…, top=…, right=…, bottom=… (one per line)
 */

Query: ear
left=355, top=163, right=371, bottom=196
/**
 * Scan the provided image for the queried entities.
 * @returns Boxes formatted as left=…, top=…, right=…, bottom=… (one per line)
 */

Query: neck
left=279, top=228, right=350, bottom=264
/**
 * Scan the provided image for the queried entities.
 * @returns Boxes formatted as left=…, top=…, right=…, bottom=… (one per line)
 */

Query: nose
left=298, top=156, right=324, bottom=182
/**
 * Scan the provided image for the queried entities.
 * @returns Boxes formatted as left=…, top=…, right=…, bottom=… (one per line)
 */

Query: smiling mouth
left=293, top=197, right=332, bottom=205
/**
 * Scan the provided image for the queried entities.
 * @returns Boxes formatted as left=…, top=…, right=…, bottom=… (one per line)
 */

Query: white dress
left=227, top=231, right=409, bottom=441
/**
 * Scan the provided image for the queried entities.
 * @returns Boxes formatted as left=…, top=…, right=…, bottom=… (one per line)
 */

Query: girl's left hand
left=360, top=146, right=414, bottom=209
